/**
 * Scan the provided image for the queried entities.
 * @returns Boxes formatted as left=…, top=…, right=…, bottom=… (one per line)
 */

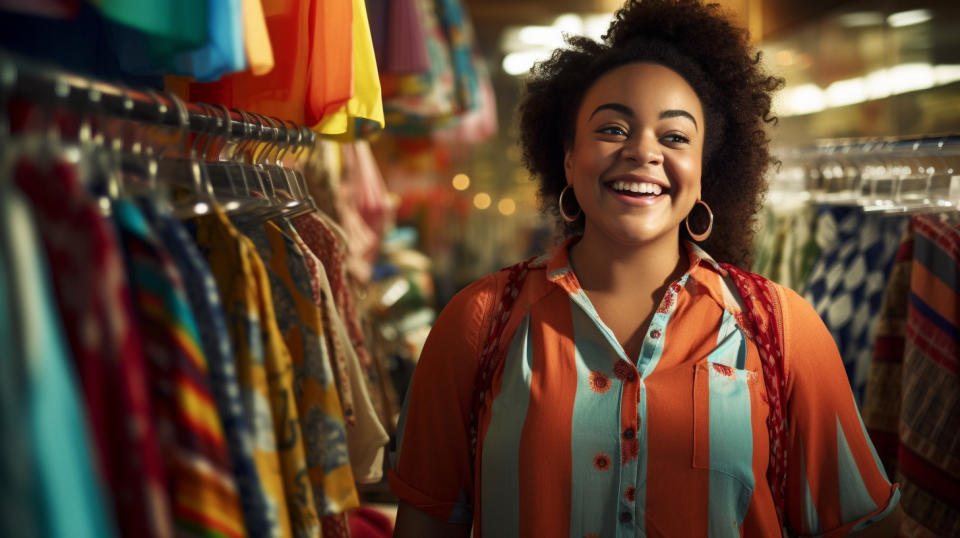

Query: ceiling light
left=502, top=50, right=552, bottom=76
left=887, top=9, right=932, bottom=28
left=473, top=193, right=492, bottom=210
left=837, top=11, right=884, bottom=27
left=452, top=173, right=470, bottom=191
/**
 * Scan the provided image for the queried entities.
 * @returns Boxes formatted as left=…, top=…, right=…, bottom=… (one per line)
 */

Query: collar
left=542, top=236, right=729, bottom=298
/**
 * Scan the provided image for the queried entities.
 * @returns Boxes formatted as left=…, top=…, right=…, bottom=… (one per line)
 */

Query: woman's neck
left=568, top=227, right=689, bottom=297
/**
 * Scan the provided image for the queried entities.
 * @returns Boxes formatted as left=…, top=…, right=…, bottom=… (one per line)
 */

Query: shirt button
left=620, top=511, right=633, bottom=523
left=623, top=428, right=635, bottom=439
left=650, top=328, right=662, bottom=339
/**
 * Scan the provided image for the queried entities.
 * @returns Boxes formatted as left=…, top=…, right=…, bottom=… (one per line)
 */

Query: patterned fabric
left=237, top=219, right=359, bottom=519
left=14, top=161, right=172, bottom=538
left=145, top=202, right=276, bottom=538
left=802, top=206, right=907, bottom=404
left=282, top=218, right=389, bottom=484
left=279, top=218, right=356, bottom=424
left=113, top=200, right=247, bottom=538
left=390, top=238, right=899, bottom=537
left=292, top=212, right=393, bottom=429
left=193, top=210, right=292, bottom=538
left=752, top=203, right=819, bottom=291
left=2, top=184, right=118, bottom=538
left=899, top=215, right=960, bottom=537
left=863, top=226, right=914, bottom=479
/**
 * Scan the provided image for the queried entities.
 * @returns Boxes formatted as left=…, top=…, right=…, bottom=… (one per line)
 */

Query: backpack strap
left=469, top=258, right=533, bottom=465
left=720, top=263, right=789, bottom=526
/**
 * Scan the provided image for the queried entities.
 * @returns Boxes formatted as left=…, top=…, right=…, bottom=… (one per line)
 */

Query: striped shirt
left=390, top=239, right=900, bottom=537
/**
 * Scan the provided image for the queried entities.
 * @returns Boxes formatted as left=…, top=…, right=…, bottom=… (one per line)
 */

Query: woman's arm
left=393, top=502, right=471, bottom=538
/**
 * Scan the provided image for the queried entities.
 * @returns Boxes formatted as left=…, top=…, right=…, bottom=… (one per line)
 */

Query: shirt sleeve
left=387, top=272, right=503, bottom=524
left=779, top=286, right=901, bottom=537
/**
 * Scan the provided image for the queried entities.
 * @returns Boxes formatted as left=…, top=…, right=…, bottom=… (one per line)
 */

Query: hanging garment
left=862, top=224, right=913, bottom=480
left=143, top=201, right=277, bottom=538
left=343, top=140, right=393, bottom=243
left=898, top=215, right=960, bottom=537
left=194, top=209, right=293, bottom=538
left=14, top=160, right=172, bottom=538
left=188, top=0, right=311, bottom=124
left=169, top=0, right=246, bottom=82
left=292, top=212, right=392, bottom=428
left=278, top=219, right=357, bottom=425
left=91, top=0, right=207, bottom=52
left=434, top=0, right=478, bottom=114
left=1, top=183, right=118, bottom=538
left=314, top=0, right=385, bottom=139
left=281, top=218, right=389, bottom=482
left=242, top=0, right=274, bottom=75
left=0, top=195, right=41, bottom=538
left=306, top=0, right=352, bottom=124
left=0, top=3, right=163, bottom=88
left=381, top=0, right=457, bottom=136
left=802, top=206, right=907, bottom=404
left=236, top=218, right=360, bottom=517
left=113, top=199, right=247, bottom=538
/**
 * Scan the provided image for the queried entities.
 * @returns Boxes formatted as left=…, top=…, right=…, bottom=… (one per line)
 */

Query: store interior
left=0, top=0, right=957, bottom=536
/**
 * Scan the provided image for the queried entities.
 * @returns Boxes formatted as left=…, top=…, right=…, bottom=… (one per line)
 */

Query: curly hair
left=517, top=0, right=784, bottom=268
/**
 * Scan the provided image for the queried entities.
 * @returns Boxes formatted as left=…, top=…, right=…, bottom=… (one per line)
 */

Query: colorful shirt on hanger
left=802, top=206, right=907, bottom=404
left=14, top=161, right=172, bottom=538
left=114, top=200, right=247, bottom=538
left=897, top=215, right=959, bottom=537
left=144, top=202, right=276, bottom=538
left=314, top=0, right=385, bottom=139
left=2, top=184, right=118, bottom=538
left=391, top=238, right=900, bottom=537
left=194, top=209, right=292, bottom=538
left=236, top=218, right=360, bottom=517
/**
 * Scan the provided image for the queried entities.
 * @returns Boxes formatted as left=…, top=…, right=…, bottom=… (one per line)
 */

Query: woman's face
left=564, top=62, right=705, bottom=248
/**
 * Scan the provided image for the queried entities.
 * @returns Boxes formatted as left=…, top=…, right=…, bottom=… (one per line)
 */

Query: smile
left=608, top=180, right=664, bottom=196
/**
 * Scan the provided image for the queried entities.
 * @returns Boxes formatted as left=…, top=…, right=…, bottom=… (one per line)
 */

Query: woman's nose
left=622, top=132, right=663, bottom=165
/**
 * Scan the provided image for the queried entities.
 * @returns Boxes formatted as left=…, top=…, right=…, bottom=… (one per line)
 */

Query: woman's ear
left=563, top=145, right=573, bottom=182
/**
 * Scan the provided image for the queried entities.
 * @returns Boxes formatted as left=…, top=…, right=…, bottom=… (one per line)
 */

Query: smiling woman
left=389, top=1, right=903, bottom=537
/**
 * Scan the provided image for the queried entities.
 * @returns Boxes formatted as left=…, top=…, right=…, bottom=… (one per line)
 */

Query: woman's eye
left=598, top=126, right=628, bottom=136
left=663, top=133, right=690, bottom=144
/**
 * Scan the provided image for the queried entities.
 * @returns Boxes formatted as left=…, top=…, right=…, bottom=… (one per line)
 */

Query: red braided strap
left=469, top=259, right=533, bottom=465
left=720, top=264, right=788, bottom=525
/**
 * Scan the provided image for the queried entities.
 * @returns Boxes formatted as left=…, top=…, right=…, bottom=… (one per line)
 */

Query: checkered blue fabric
left=802, top=206, right=908, bottom=405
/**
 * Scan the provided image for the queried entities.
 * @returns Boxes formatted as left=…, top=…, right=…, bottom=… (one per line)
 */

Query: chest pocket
left=691, top=322, right=767, bottom=496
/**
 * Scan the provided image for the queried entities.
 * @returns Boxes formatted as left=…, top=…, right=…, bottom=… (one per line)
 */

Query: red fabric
left=14, top=159, right=172, bottom=538
left=306, top=0, right=353, bottom=124
left=348, top=507, right=393, bottom=538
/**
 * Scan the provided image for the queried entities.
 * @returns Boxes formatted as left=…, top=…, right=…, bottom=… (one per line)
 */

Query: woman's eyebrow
left=660, top=109, right=698, bottom=131
left=589, top=104, right=699, bottom=132
left=589, top=103, right=634, bottom=119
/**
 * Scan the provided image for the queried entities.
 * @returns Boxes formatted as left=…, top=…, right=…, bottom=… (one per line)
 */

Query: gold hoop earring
left=685, top=199, right=713, bottom=242
left=558, top=185, right=581, bottom=223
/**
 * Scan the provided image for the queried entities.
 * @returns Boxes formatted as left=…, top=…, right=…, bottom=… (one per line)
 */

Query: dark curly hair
left=518, top=0, right=784, bottom=268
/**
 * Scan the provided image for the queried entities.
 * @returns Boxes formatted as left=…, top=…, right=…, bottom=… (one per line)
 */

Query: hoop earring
left=685, top=199, right=713, bottom=242
left=558, top=185, right=581, bottom=223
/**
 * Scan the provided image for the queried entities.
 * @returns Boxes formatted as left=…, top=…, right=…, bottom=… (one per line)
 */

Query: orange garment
left=390, top=238, right=900, bottom=537
left=187, top=0, right=351, bottom=126
left=243, top=0, right=274, bottom=75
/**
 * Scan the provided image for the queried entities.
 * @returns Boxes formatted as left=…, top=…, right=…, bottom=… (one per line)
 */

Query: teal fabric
left=1, top=186, right=118, bottom=538
left=170, top=0, right=246, bottom=81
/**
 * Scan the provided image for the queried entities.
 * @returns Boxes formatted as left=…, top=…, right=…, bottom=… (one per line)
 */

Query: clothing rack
left=770, top=135, right=960, bottom=213
left=0, top=49, right=315, bottom=146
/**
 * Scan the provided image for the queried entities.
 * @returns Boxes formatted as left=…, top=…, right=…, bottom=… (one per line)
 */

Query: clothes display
left=0, top=60, right=398, bottom=538
left=390, top=238, right=899, bottom=537
left=862, top=214, right=960, bottom=538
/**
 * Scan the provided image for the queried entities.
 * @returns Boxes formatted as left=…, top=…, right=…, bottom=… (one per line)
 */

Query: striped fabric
left=899, top=215, right=960, bottom=537
left=194, top=210, right=292, bottom=538
left=114, top=200, right=247, bottom=538
left=145, top=203, right=276, bottom=538
left=390, top=238, right=900, bottom=537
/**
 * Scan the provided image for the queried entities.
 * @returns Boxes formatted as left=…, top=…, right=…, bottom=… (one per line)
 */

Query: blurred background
left=1, top=1, right=958, bottom=537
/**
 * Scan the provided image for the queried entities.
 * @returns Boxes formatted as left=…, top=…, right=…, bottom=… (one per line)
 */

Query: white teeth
left=611, top=181, right=663, bottom=196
